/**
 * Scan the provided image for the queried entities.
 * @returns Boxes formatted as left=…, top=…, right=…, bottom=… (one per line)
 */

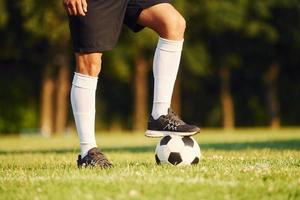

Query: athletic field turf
left=0, top=129, right=299, bottom=200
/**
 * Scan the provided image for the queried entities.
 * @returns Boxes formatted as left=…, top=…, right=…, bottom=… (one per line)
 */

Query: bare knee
left=162, top=15, right=186, bottom=39
left=76, top=53, right=102, bottom=77
left=138, top=4, right=186, bottom=40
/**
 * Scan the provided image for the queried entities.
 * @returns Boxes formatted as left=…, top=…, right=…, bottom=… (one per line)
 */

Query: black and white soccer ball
left=155, top=135, right=201, bottom=165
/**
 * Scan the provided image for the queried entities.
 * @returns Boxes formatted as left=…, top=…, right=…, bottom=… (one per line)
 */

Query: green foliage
left=19, top=0, right=69, bottom=41
left=202, top=0, right=248, bottom=32
left=183, top=43, right=211, bottom=76
left=105, top=48, right=132, bottom=83
left=105, top=28, right=157, bottom=82
left=0, top=0, right=300, bottom=132
left=0, top=0, right=8, bottom=27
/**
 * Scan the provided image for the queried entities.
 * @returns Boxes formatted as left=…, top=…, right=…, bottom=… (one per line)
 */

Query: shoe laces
left=90, top=149, right=112, bottom=168
left=164, top=109, right=185, bottom=125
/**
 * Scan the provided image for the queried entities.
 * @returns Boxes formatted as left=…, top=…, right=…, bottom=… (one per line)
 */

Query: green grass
left=0, top=129, right=300, bottom=200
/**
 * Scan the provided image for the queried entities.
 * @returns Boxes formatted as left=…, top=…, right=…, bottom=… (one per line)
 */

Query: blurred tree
left=133, top=51, right=149, bottom=131
left=0, top=0, right=8, bottom=27
left=264, top=63, right=280, bottom=129
left=0, top=0, right=42, bottom=133
left=40, top=65, right=55, bottom=136
left=0, top=0, right=300, bottom=134
left=19, top=0, right=70, bottom=134
left=114, top=28, right=157, bottom=131
left=183, top=0, right=289, bottom=129
left=264, top=1, right=300, bottom=128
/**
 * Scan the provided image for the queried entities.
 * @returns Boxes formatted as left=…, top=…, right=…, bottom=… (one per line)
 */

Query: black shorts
left=69, top=0, right=171, bottom=53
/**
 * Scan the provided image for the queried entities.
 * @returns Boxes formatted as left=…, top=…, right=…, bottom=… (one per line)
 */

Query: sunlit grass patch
left=0, top=129, right=299, bottom=200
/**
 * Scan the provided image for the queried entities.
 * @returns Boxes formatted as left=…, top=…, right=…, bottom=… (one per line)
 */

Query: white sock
left=71, top=72, right=98, bottom=157
left=151, top=37, right=184, bottom=119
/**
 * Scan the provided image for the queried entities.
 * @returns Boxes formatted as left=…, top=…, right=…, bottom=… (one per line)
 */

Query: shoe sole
left=144, top=130, right=200, bottom=138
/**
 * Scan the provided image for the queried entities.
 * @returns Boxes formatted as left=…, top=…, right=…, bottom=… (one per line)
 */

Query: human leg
left=138, top=3, right=185, bottom=119
left=136, top=3, right=200, bottom=137
left=71, top=53, right=113, bottom=168
left=71, top=53, right=101, bottom=158
left=137, top=3, right=185, bottom=40
left=67, top=0, right=130, bottom=167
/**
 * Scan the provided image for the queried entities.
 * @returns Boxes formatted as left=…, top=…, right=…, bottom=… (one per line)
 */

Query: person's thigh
left=123, top=0, right=171, bottom=33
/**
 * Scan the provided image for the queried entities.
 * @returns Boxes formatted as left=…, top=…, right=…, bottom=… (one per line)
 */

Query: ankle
left=151, top=103, right=169, bottom=119
left=80, top=144, right=97, bottom=157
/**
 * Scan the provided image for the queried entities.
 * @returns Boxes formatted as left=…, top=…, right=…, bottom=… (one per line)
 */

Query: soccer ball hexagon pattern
left=155, top=135, right=201, bottom=165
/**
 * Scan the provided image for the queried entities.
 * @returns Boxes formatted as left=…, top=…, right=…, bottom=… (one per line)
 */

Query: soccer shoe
left=145, top=108, right=200, bottom=138
left=77, top=147, right=113, bottom=168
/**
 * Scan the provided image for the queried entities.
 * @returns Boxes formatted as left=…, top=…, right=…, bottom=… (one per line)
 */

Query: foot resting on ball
left=145, top=108, right=200, bottom=138
left=77, top=147, right=113, bottom=168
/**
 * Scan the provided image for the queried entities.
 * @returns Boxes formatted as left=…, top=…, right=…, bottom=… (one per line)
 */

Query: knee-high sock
left=151, top=37, right=184, bottom=119
left=71, top=72, right=98, bottom=157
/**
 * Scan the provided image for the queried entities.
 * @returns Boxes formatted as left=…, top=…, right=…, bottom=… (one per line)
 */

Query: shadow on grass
left=201, top=139, right=300, bottom=151
left=0, top=139, right=299, bottom=155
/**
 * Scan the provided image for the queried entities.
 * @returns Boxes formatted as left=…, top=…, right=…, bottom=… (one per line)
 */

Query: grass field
left=0, top=129, right=300, bottom=200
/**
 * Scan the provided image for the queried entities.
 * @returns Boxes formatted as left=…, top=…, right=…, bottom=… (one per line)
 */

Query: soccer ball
left=155, top=135, right=201, bottom=165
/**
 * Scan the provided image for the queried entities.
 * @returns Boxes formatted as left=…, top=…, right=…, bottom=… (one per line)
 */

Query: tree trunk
left=264, top=63, right=280, bottom=129
left=54, top=55, right=71, bottom=134
left=220, top=66, right=235, bottom=129
left=133, top=54, right=148, bottom=131
left=172, top=76, right=181, bottom=116
left=40, top=66, right=55, bottom=136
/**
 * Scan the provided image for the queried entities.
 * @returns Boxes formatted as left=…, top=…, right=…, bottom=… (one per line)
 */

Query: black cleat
left=77, top=147, right=113, bottom=169
left=145, top=108, right=200, bottom=138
